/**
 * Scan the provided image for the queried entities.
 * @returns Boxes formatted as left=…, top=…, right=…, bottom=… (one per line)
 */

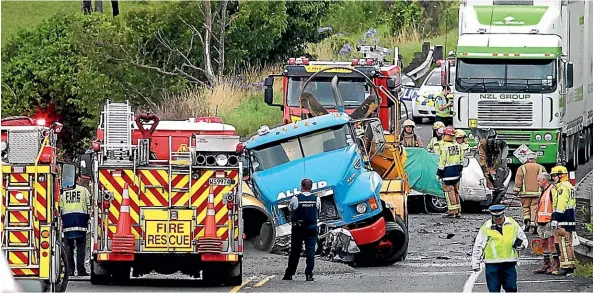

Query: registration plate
left=209, top=178, right=234, bottom=185
left=145, top=220, right=192, bottom=248
left=506, top=158, right=514, bottom=163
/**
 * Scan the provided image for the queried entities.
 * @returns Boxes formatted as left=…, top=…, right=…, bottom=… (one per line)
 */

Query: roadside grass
left=574, top=261, right=593, bottom=278
left=1, top=0, right=164, bottom=44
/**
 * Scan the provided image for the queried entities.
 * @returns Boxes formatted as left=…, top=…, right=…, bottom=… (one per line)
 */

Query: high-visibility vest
left=60, top=185, right=91, bottom=233
left=435, top=93, right=453, bottom=118
left=536, top=184, right=556, bottom=224
left=481, top=217, right=520, bottom=264
left=428, top=137, right=443, bottom=154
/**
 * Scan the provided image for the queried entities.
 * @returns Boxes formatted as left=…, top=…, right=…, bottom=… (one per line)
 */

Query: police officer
left=434, top=86, right=454, bottom=126
left=471, top=205, right=528, bottom=293
left=60, top=176, right=91, bottom=276
left=549, top=165, right=577, bottom=276
left=437, top=127, right=464, bottom=218
left=283, top=179, right=320, bottom=282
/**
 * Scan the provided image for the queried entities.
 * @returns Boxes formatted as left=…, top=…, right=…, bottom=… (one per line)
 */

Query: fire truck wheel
left=54, top=245, right=69, bottom=292
left=225, top=259, right=243, bottom=286
left=90, top=260, right=111, bottom=285
left=111, top=266, right=131, bottom=285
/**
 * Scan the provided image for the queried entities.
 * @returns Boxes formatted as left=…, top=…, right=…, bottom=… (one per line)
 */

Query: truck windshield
left=455, top=58, right=556, bottom=93
left=287, top=77, right=370, bottom=108
left=425, top=70, right=456, bottom=86
left=250, top=124, right=350, bottom=171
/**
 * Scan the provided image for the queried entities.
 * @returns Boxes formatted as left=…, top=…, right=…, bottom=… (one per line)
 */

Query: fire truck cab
left=1, top=115, right=75, bottom=292
left=263, top=44, right=404, bottom=133
left=80, top=100, right=244, bottom=286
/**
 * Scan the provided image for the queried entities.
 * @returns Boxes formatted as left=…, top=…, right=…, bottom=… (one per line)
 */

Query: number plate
left=209, top=178, right=234, bottom=186
left=505, top=158, right=513, bottom=163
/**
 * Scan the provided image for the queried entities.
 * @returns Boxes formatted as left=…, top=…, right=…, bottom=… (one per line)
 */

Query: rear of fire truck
left=1, top=116, right=75, bottom=292
left=84, top=100, right=243, bottom=286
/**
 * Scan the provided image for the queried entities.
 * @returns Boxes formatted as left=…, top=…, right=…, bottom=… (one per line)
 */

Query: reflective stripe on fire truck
left=98, top=169, right=240, bottom=242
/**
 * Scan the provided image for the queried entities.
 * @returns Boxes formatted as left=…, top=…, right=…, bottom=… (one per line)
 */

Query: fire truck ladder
left=168, top=136, right=193, bottom=207
left=103, top=100, right=134, bottom=159
left=2, top=178, right=39, bottom=270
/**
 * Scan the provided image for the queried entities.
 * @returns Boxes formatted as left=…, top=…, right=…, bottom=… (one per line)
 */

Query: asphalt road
left=66, top=116, right=593, bottom=292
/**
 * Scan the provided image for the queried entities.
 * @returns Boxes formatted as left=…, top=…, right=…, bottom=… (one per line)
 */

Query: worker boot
left=533, top=257, right=550, bottom=274
left=551, top=268, right=574, bottom=276
left=546, top=257, right=560, bottom=275
left=306, top=274, right=314, bottom=281
left=282, top=274, right=292, bottom=281
left=523, top=219, right=531, bottom=232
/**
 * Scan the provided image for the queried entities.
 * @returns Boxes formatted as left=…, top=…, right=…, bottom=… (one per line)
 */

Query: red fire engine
left=1, top=115, right=75, bottom=292
left=80, top=100, right=244, bottom=285
left=263, top=44, right=403, bottom=132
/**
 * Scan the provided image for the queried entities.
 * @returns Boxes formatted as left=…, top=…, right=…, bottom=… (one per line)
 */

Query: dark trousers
left=485, top=263, right=517, bottom=292
left=65, top=236, right=86, bottom=274
left=285, top=225, right=317, bottom=276
left=435, top=116, right=453, bottom=126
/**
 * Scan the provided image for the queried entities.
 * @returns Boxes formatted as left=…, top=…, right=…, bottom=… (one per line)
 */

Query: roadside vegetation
left=1, top=0, right=459, bottom=157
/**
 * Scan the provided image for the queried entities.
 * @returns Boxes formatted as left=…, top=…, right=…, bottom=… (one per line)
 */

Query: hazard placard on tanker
left=144, top=221, right=192, bottom=249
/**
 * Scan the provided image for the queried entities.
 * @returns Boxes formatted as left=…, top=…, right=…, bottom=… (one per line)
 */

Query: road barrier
left=402, top=42, right=443, bottom=84
left=575, top=168, right=593, bottom=263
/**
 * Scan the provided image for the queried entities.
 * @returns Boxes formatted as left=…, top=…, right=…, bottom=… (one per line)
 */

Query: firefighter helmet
left=403, top=119, right=416, bottom=127
left=444, top=127, right=455, bottom=136
left=455, top=129, right=466, bottom=138
left=551, top=165, right=568, bottom=175
left=433, top=121, right=445, bottom=130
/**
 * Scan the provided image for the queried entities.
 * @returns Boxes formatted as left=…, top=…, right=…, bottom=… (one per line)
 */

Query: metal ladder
left=2, top=176, right=39, bottom=269
left=103, top=100, right=134, bottom=157
left=168, top=136, right=193, bottom=207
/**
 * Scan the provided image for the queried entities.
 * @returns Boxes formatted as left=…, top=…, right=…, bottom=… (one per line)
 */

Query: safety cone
left=197, top=190, right=223, bottom=253
left=112, top=183, right=135, bottom=254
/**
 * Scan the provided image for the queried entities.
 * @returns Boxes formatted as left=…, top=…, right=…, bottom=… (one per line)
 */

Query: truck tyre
left=54, top=244, right=69, bottom=292
left=353, top=216, right=408, bottom=266
left=425, top=195, right=447, bottom=213
left=90, top=260, right=111, bottom=285
left=225, top=259, right=243, bottom=286
left=112, top=265, right=131, bottom=285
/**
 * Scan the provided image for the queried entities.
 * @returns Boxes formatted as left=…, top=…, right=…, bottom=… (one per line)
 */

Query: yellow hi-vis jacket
left=59, top=185, right=91, bottom=234
left=427, top=137, right=443, bottom=154
left=471, top=217, right=528, bottom=270
left=435, top=93, right=453, bottom=118
left=552, top=179, right=576, bottom=228
left=437, top=141, right=464, bottom=184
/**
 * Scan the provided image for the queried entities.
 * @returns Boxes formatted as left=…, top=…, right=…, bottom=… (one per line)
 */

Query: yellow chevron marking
left=234, top=227, right=240, bottom=240
left=195, top=227, right=229, bottom=238
left=139, top=170, right=169, bottom=206
left=9, top=211, right=29, bottom=225
left=190, top=170, right=214, bottom=204
left=174, top=174, right=189, bottom=189
left=100, top=173, right=140, bottom=238
left=8, top=251, right=29, bottom=265
left=9, top=190, right=30, bottom=206
left=1, top=182, right=5, bottom=232
left=34, top=181, right=47, bottom=221
left=112, top=174, right=140, bottom=230
left=8, top=231, right=29, bottom=246
left=32, top=221, right=39, bottom=265
left=196, top=185, right=234, bottom=224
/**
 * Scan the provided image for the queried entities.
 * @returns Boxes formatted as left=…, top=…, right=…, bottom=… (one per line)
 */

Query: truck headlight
left=544, top=133, right=553, bottom=141
left=216, top=155, right=228, bottom=166
left=535, top=134, right=542, bottom=141
left=356, top=203, right=367, bottom=214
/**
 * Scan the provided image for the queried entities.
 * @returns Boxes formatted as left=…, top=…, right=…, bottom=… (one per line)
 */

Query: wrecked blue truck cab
left=243, top=112, right=387, bottom=260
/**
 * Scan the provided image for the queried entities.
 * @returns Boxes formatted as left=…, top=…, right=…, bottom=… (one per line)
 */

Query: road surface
left=67, top=117, right=593, bottom=292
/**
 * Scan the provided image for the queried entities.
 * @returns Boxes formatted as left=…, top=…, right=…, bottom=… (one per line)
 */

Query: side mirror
left=405, top=81, right=416, bottom=87
left=61, top=163, right=77, bottom=191
left=441, top=61, right=449, bottom=86
left=263, top=76, right=275, bottom=106
left=566, top=62, right=574, bottom=89
left=78, top=154, right=93, bottom=179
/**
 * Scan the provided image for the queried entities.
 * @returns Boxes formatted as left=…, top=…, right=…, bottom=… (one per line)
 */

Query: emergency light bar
left=287, top=57, right=310, bottom=65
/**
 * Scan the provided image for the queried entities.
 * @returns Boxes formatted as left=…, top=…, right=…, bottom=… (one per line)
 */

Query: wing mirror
left=566, top=62, right=574, bottom=89
left=78, top=153, right=93, bottom=179
left=60, top=163, right=77, bottom=191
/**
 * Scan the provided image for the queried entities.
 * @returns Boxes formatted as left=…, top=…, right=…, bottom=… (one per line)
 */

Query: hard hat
left=444, top=127, right=455, bottom=136
left=436, top=128, right=445, bottom=136
left=403, top=119, right=416, bottom=127
left=455, top=129, right=466, bottom=138
left=433, top=121, right=445, bottom=130
left=526, top=152, right=537, bottom=160
left=488, top=204, right=506, bottom=216
left=550, top=165, right=568, bottom=175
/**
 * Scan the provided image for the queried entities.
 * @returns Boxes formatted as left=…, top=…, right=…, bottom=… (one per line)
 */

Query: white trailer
left=448, top=0, right=592, bottom=170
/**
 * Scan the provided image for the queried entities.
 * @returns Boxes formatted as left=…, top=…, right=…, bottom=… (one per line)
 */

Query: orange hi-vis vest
left=536, top=183, right=556, bottom=224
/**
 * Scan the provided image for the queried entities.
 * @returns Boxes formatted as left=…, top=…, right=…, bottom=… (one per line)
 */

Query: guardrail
left=575, top=168, right=593, bottom=263
left=402, top=42, right=443, bottom=83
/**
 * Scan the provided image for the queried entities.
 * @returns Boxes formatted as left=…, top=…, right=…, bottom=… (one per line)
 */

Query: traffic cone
left=197, top=190, right=222, bottom=253
left=112, top=184, right=135, bottom=254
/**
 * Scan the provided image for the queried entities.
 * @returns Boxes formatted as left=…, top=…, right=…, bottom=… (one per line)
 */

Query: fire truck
left=1, top=115, right=75, bottom=292
left=263, top=44, right=404, bottom=133
left=79, top=100, right=244, bottom=285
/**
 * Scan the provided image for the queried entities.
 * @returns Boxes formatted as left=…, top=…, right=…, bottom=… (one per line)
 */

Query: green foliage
left=322, top=0, right=389, bottom=35
left=574, top=262, right=593, bottom=278
left=1, top=13, right=120, bottom=157
left=219, top=94, right=282, bottom=137
left=389, top=0, right=424, bottom=35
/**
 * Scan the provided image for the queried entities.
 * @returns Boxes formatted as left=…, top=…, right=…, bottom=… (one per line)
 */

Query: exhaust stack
left=331, top=75, right=344, bottom=114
